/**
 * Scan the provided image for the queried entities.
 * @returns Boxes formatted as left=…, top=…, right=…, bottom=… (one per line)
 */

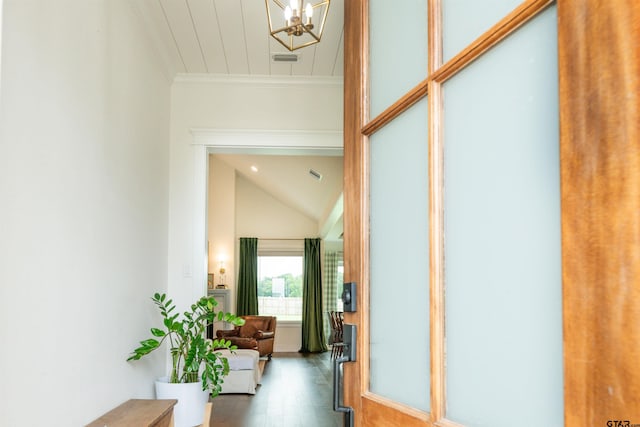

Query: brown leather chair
left=216, top=315, right=277, bottom=360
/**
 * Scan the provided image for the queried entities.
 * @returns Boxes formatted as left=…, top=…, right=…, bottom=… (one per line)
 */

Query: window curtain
left=323, top=251, right=339, bottom=344
left=236, top=237, right=258, bottom=316
left=300, top=238, right=328, bottom=353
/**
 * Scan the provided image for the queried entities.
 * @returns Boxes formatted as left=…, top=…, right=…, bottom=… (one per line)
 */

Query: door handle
left=333, top=324, right=356, bottom=427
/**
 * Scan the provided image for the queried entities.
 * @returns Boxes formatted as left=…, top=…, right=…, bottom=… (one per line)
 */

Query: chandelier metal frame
left=265, top=0, right=331, bottom=52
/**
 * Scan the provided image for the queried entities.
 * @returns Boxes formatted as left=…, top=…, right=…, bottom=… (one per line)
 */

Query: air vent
left=309, top=169, right=323, bottom=181
left=272, top=53, right=300, bottom=63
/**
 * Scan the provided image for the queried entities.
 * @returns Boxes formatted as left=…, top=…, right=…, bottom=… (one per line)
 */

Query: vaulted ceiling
left=214, top=153, right=343, bottom=240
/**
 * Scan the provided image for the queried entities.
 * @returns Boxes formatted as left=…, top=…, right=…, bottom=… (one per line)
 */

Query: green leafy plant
left=127, top=293, right=245, bottom=397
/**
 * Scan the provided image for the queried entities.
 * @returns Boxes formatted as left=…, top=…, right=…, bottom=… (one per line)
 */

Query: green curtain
left=300, top=238, right=328, bottom=353
left=236, top=237, right=258, bottom=316
left=323, top=251, right=339, bottom=345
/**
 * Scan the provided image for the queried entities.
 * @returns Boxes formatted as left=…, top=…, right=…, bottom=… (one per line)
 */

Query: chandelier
left=265, top=0, right=331, bottom=52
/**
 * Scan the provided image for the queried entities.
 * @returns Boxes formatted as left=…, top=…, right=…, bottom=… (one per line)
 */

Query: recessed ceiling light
left=251, top=165, right=259, bottom=173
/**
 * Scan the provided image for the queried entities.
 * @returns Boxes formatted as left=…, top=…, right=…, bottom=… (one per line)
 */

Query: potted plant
left=128, top=293, right=244, bottom=427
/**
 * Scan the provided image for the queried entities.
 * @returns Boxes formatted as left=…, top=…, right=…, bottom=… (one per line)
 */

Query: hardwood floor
left=211, top=352, right=344, bottom=427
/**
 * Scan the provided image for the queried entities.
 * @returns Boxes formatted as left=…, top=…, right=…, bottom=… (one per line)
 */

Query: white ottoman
left=217, top=349, right=261, bottom=394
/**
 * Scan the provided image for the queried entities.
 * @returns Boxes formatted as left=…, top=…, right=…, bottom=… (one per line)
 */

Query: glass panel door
left=369, top=0, right=428, bottom=118
left=369, top=98, right=430, bottom=411
left=443, top=6, right=563, bottom=427
left=342, top=0, right=563, bottom=425
left=442, top=0, right=522, bottom=62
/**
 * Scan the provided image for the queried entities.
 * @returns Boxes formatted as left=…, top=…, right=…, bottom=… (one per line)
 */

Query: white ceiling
left=134, top=0, right=344, bottom=78
left=214, top=154, right=344, bottom=239
left=134, top=1, right=345, bottom=240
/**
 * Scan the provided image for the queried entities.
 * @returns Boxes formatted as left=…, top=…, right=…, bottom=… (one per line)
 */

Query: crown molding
left=174, top=73, right=343, bottom=87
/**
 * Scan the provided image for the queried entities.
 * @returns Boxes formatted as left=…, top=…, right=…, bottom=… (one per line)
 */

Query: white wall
left=235, top=174, right=319, bottom=238
left=168, top=76, right=343, bottom=335
left=0, top=1, right=171, bottom=425
left=207, top=155, right=236, bottom=291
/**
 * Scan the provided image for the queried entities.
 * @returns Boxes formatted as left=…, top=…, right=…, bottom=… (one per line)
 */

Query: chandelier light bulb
left=289, top=0, right=299, bottom=13
left=284, top=5, right=292, bottom=21
left=305, top=3, right=313, bottom=18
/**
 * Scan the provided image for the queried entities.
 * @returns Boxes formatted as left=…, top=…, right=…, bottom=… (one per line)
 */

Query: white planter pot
left=155, top=377, right=209, bottom=427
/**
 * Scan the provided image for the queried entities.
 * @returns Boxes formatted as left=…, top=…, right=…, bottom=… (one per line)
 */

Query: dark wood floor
left=211, top=352, right=344, bottom=427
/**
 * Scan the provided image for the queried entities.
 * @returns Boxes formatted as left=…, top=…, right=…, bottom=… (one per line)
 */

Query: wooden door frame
left=344, top=0, right=640, bottom=426
left=342, top=0, right=365, bottom=424
left=558, top=2, right=640, bottom=426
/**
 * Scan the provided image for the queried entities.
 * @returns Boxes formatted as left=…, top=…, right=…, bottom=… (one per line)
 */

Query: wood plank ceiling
left=135, top=0, right=344, bottom=78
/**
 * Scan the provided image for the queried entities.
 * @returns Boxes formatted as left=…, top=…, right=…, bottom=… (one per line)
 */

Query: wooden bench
left=85, top=399, right=177, bottom=427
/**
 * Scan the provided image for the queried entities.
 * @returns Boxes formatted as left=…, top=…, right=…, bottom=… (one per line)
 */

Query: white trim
left=193, top=145, right=209, bottom=301
left=277, top=320, right=303, bottom=328
left=174, top=73, right=343, bottom=87
left=191, top=131, right=344, bottom=300
left=190, top=128, right=343, bottom=155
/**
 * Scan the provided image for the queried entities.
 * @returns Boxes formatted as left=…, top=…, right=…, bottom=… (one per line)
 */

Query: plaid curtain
left=323, top=251, right=339, bottom=345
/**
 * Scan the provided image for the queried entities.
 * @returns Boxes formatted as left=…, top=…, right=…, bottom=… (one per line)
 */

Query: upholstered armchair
left=216, top=315, right=277, bottom=360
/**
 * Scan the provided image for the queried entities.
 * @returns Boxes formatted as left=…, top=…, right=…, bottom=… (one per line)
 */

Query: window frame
left=257, top=240, right=305, bottom=324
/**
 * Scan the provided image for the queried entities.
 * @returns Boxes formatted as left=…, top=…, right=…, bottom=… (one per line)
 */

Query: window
left=257, top=255, right=303, bottom=321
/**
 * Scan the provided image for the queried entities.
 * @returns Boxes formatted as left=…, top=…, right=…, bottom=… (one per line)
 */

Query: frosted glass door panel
left=444, top=7, right=562, bottom=427
left=369, top=98, right=429, bottom=412
left=442, top=0, right=522, bottom=62
left=369, top=0, right=428, bottom=119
